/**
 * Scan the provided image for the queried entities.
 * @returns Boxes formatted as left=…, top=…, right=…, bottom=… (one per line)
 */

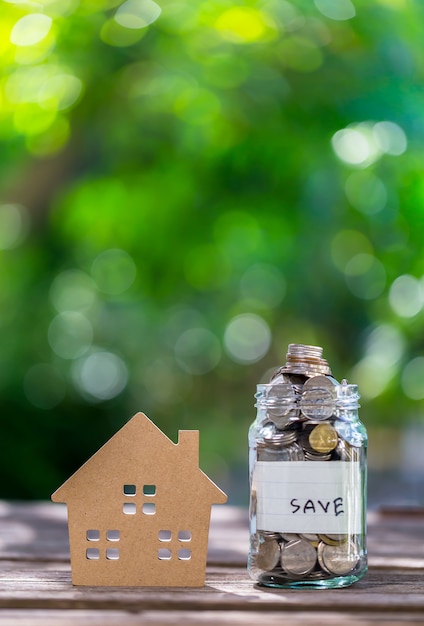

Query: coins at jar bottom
left=317, top=540, right=359, bottom=575
left=280, top=538, right=317, bottom=576
left=256, top=537, right=281, bottom=571
left=309, top=423, right=339, bottom=453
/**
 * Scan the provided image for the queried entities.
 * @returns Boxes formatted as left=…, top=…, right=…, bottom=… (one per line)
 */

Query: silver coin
left=266, top=383, right=299, bottom=428
left=269, top=371, right=291, bottom=383
left=257, top=435, right=304, bottom=462
left=256, top=538, right=281, bottom=571
left=318, top=534, right=346, bottom=546
left=280, top=532, right=300, bottom=542
left=300, top=376, right=337, bottom=421
left=300, top=533, right=319, bottom=542
left=265, top=430, right=298, bottom=446
left=280, top=538, right=317, bottom=576
left=300, top=390, right=336, bottom=421
left=307, top=569, right=329, bottom=580
left=260, top=531, right=281, bottom=540
left=302, top=375, right=338, bottom=393
left=304, top=450, right=332, bottom=461
left=334, top=437, right=353, bottom=461
left=317, top=540, right=359, bottom=576
left=317, top=541, right=331, bottom=574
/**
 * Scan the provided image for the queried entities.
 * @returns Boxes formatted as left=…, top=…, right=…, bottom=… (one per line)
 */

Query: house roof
left=51, top=412, right=227, bottom=505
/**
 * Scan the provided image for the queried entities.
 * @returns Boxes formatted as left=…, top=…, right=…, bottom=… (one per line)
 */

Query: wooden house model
left=51, top=412, right=227, bottom=587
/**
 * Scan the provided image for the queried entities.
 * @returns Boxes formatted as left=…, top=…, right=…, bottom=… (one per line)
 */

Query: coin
left=304, top=450, right=332, bottom=461
left=334, top=437, right=352, bottom=461
left=256, top=537, right=281, bottom=571
left=280, top=538, right=317, bottom=576
left=280, top=532, right=300, bottom=542
left=318, top=534, right=346, bottom=546
left=300, top=375, right=337, bottom=421
left=257, top=431, right=304, bottom=462
left=317, top=540, right=359, bottom=576
left=300, top=533, right=319, bottom=547
left=302, top=375, right=337, bottom=393
left=300, top=390, right=335, bottom=421
left=309, top=423, right=339, bottom=453
left=266, top=383, right=299, bottom=428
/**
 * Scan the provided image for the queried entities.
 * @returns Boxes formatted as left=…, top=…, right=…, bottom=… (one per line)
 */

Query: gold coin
left=309, top=423, right=338, bottom=453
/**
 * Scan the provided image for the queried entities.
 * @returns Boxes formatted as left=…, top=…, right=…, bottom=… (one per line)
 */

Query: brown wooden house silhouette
left=51, top=412, right=227, bottom=587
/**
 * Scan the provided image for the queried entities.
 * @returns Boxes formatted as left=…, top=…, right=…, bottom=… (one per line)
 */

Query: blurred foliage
left=1, top=0, right=424, bottom=502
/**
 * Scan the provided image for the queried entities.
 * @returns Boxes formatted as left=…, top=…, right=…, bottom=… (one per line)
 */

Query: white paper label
left=253, top=461, right=362, bottom=534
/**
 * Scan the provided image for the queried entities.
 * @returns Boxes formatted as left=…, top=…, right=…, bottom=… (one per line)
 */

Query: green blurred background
left=1, top=0, right=424, bottom=506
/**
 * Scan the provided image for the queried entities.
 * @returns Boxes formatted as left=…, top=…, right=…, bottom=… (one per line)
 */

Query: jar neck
left=255, top=381, right=360, bottom=413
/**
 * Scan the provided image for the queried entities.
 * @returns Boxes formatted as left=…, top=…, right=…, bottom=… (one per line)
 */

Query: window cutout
left=142, top=502, right=156, bottom=515
left=158, top=530, right=172, bottom=542
left=178, top=549, right=191, bottom=561
left=143, top=484, right=156, bottom=496
left=86, top=548, right=100, bottom=560
left=107, top=530, right=120, bottom=542
left=86, top=529, right=100, bottom=542
left=106, top=548, right=120, bottom=560
left=123, top=503, right=136, bottom=515
left=178, top=530, right=192, bottom=542
left=158, top=548, right=171, bottom=560
left=123, top=484, right=136, bottom=496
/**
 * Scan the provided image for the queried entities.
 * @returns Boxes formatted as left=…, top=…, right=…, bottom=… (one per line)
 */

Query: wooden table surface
left=0, top=501, right=424, bottom=625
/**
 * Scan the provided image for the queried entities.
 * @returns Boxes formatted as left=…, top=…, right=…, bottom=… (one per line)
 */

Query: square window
left=158, top=530, right=172, bottom=542
left=106, top=548, right=120, bottom=560
left=158, top=548, right=171, bottom=560
left=107, top=530, right=120, bottom=542
left=178, top=530, right=192, bottom=542
left=178, top=549, right=191, bottom=561
left=86, top=548, right=100, bottom=560
left=123, top=484, right=136, bottom=496
left=142, top=502, right=156, bottom=515
left=143, top=484, right=156, bottom=496
left=123, top=503, right=136, bottom=515
left=86, top=530, right=100, bottom=542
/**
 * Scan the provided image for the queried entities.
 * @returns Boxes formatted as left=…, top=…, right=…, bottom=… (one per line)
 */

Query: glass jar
left=248, top=344, right=367, bottom=589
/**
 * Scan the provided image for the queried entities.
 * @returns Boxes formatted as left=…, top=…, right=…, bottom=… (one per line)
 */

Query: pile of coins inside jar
left=255, top=529, right=361, bottom=582
left=252, top=345, right=364, bottom=584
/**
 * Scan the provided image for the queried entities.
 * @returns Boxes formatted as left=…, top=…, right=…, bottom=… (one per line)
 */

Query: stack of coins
left=257, top=376, right=355, bottom=464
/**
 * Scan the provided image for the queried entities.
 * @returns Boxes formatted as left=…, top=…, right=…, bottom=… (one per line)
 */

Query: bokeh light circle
left=344, top=253, right=386, bottom=300
left=91, top=248, right=137, bottom=295
left=0, top=204, right=29, bottom=249
left=174, top=328, right=221, bottom=375
left=224, top=313, right=271, bottom=364
left=50, top=270, right=97, bottom=312
left=240, top=263, right=286, bottom=308
left=48, top=312, right=93, bottom=359
left=72, top=351, right=128, bottom=401
left=388, top=275, right=423, bottom=318
left=401, top=357, right=424, bottom=400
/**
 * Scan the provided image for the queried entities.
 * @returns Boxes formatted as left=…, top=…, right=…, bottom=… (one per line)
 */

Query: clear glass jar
left=248, top=344, right=367, bottom=589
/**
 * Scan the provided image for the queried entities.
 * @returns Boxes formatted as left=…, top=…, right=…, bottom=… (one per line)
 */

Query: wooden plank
left=0, top=565, right=423, bottom=613
left=0, top=610, right=423, bottom=626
